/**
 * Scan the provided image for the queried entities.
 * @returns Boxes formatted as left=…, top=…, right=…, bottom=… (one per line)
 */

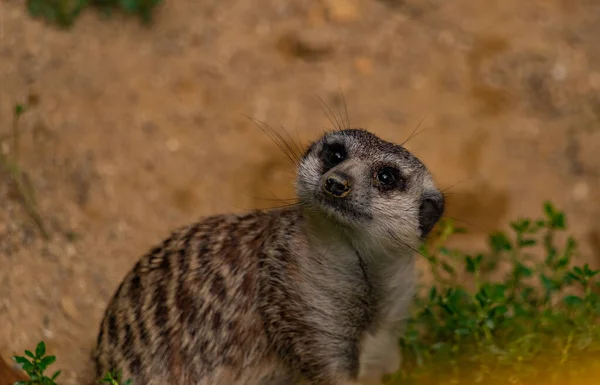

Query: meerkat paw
left=357, top=344, right=402, bottom=385
left=358, top=335, right=402, bottom=383
left=357, top=372, right=390, bottom=385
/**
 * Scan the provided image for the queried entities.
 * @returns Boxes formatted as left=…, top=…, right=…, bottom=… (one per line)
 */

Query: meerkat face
left=296, top=129, right=444, bottom=246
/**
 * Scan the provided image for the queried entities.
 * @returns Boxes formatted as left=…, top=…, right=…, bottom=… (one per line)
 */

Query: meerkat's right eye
left=375, top=166, right=405, bottom=191
left=320, top=142, right=347, bottom=169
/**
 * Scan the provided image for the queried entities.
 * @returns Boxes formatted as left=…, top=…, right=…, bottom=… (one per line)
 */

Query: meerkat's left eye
left=321, top=142, right=347, bottom=169
left=376, top=167, right=404, bottom=190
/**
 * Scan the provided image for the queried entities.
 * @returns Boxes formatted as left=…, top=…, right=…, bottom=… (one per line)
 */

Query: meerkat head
left=296, top=128, right=444, bottom=249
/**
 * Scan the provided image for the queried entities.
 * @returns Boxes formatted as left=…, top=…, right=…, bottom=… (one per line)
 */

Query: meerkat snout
left=323, top=172, right=352, bottom=198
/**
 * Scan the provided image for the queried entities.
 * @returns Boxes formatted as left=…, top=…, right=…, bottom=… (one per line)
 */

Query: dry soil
left=1, top=0, right=600, bottom=383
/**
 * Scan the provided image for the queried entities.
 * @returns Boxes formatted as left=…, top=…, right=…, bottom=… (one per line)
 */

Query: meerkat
left=93, top=128, right=445, bottom=385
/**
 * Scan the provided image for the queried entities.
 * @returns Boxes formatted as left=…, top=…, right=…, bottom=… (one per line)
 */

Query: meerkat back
left=93, top=211, right=295, bottom=385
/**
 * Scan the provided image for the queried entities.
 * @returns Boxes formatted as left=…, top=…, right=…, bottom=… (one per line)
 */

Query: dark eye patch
left=374, top=166, right=405, bottom=191
left=320, top=142, right=347, bottom=171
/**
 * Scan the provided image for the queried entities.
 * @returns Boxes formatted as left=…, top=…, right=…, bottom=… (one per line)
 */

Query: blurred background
left=1, top=0, right=600, bottom=383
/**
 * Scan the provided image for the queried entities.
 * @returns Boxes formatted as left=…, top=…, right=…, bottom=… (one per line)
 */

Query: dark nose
left=323, top=173, right=351, bottom=198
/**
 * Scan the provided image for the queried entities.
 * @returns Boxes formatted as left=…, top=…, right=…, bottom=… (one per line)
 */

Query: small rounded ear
left=418, top=192, right=444, bottom=238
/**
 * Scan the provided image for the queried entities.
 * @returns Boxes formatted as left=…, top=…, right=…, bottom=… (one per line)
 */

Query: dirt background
left=1, top=0, right=600, bottom=383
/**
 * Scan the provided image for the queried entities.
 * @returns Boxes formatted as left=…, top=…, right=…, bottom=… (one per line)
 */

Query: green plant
left=393, top=201, right=600, bottom=385
left=25, top=0, right=163, bottom=28
left=13, top=342, right=61, bottom=385
left=25, top=0, right=88, bottom=28
left=100, top=369, right=133, bottom=385
left=12, top=342, right=133, bottom=385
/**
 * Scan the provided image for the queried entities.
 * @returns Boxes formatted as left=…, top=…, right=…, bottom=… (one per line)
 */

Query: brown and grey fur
left=93, top=128, right=445, bottom=385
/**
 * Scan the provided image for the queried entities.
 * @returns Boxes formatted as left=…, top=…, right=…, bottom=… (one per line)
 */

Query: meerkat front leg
left=276, top=330, right=364, bottom=385
left=357, top=326, right=404, bottom=385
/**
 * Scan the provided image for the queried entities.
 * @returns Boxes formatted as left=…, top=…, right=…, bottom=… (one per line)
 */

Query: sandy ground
left=1, top=0, right=600, bottom=383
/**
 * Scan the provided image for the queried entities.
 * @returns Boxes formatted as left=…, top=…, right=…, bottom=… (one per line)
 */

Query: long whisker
left=440, top=175, right=480, bottom=194
left=441, top=215, right=487, bottom=234
left=438, top=191, right=468, bottom=196
left=254, top=196, right=300, bottom=203
left=333, top=90, right=347, bottom=131
left=401, top=116, right=428, bottom=147
left=242, top=114, right=301, bottom=166
left=292, top=114, right=305, bottom=160
left=314, top=93, right=343, bottom=131
left=279, top=123, right=305, bottom=161
left=339, top=85, right=351, bottom=129
left=387, top=230, right=429, bottom=260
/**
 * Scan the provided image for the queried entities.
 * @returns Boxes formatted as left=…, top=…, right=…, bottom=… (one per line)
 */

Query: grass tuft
left=392, top=201, right=600, bottom=384
left=12, top=341, right=132, bottom=385
left=25, top=0, right=163, bottom=28
left=13, top=341, right=61, bottom=385
left=0, top=102, right=49, bottom=240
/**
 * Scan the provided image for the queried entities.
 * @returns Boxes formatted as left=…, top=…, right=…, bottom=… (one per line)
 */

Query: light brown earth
left=1, top=0, right=600, bottom=383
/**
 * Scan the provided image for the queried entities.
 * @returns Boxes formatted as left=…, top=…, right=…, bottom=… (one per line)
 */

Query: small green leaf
left=515, top=262, right=533, bottom=278
left=511, top=219, right=531, bottom=233
left=428, top=286, right=438, bottom=301
left=555, top=256, right=570, bottom=270
left=52, top=369, right=62, bottom=380
left=14, top=103, right=27, bottom=117
left=564, top=295, right=584, bottom=307
left=565, top=271, right=581, bottom=284
left=24, top=350, right=35, bottom=359
left=489, top=232, right=512, bottom=252
left=553, top=212, right=566, bottom=229
left=13, top=356, right=30, bottom=366
left=543, top=201, right=556, bottom=218
left=489, top=305, right=509, bottom=318
left=40, top=355, right=56, bottom=368
left=465, top=256, right=477, bottom=273
left=513, top=303, right=528, bottom=317
left=441, top=261, right=456, bottom=276
left=119, top=0, right=138, bottom=12
left=36, top=341, right=46, bottom=357
left=22, top=361, right=35, bottom=372
left=440, top=301, right=456, bottom=315
left=519, top=238, right=537, bottom=247
left=540, top=274, right=555, bottom=292
left=585, top=265, right=599, bottom=278
left=544, top=202, right=566, bottom=229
